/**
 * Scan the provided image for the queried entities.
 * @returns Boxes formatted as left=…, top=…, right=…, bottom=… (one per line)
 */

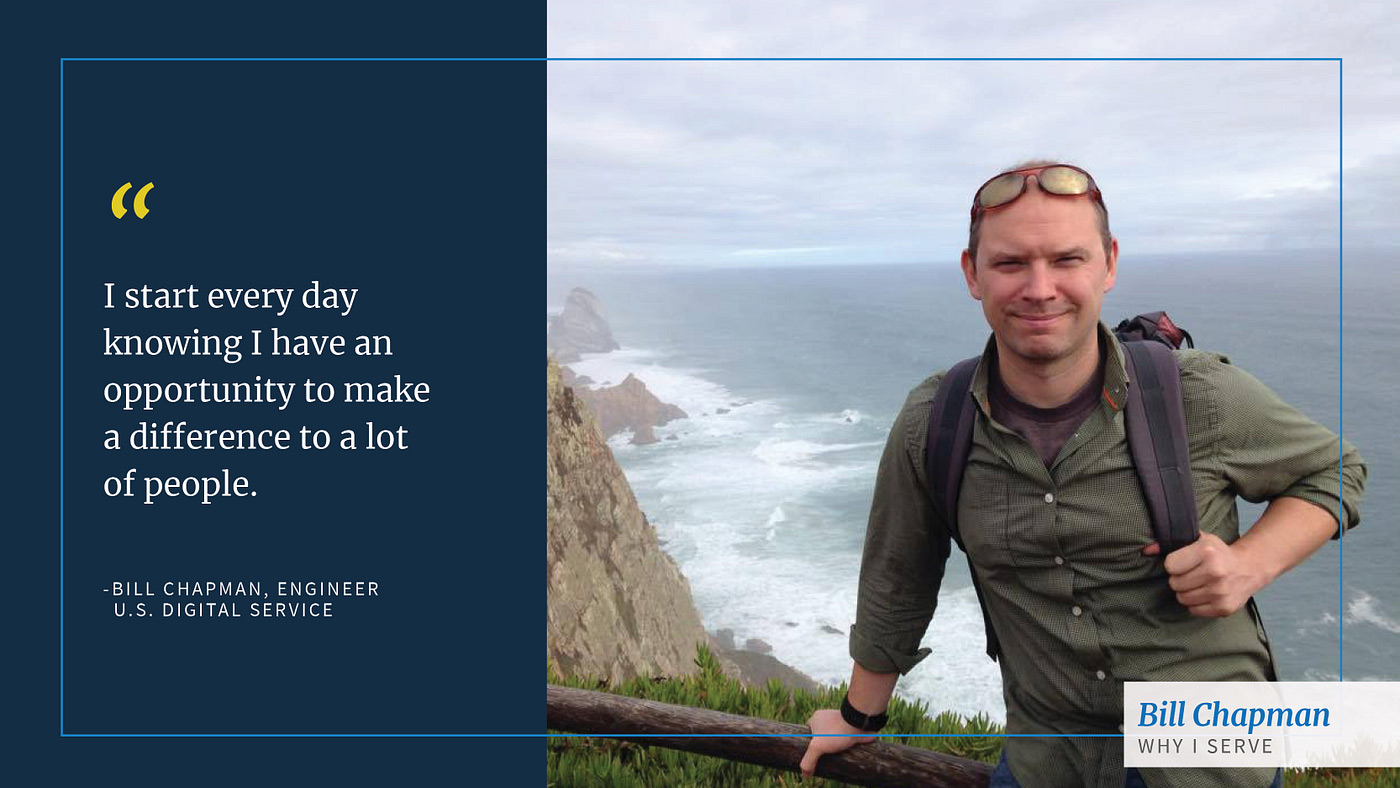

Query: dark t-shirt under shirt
left=988, top=347, right=1106, bottom=468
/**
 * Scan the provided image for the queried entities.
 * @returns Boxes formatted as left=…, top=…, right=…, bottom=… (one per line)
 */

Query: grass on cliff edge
left=548, top=644, right=998, bottom=788
left=547, top=645, right=1399, bottom=788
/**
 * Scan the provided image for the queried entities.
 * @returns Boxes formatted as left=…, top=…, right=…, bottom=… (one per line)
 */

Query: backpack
left=925, top=312, right=1198, bottom=661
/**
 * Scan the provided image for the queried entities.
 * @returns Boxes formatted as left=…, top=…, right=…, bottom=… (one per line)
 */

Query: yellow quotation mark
left=112, top=182, right=155, bottom=219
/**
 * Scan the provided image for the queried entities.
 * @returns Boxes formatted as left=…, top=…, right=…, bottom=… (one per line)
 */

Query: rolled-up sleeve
left=849, top=381, right=951, bottom=674
left=1202, top=355, right=1367, bottom=536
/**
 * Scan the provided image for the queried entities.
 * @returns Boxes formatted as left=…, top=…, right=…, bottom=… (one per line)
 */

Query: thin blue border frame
left=63, top=55, right=1344, bottom=739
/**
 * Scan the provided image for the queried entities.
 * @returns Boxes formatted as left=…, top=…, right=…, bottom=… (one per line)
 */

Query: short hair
left=967, top=159, right=1112, bottom=264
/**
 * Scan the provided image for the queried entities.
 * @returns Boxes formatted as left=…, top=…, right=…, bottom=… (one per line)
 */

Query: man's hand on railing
left=799, top=709, right=877, bottom=778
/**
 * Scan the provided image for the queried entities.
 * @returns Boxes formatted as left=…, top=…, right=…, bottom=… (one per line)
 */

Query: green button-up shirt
left=850, top=324, right=1366, bottom=788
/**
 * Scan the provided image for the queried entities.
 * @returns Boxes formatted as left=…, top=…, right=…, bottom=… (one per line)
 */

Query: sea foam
left=585, top=345, right=1004, bottom=722
left=1347, top=591, right=1400, bottom=634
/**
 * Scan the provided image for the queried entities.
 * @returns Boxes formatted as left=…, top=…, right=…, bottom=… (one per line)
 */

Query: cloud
left=547, top=1, right=1398, bottom=269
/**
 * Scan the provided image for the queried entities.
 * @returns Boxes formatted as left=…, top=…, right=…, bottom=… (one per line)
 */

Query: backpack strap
left=1120, top=341, right=1201, bottom=553
left=925, top=357, right=1001, bottom=661
left=927, top=357, right=980, bottom=537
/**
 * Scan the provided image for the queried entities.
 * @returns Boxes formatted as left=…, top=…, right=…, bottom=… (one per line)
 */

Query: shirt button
left=1072, top=606, right=1083, bottom=617
left=1044, top=492, right=1055, bottom=504
left=1054, top=556, right=1065, bottom=566
left=1096, top=669, right=1107, bottom=680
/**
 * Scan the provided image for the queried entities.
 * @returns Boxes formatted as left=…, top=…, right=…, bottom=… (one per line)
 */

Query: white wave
left=568, top=347, right=778, bottom=423
left=644, top=446, right=877, bottom=499
left=753, top=438, right=883, bottom=466
left=764, top=506, right=787, bottom=541
left=1346, top=592, right=1400, bottom=634
left=1293, top=609, right=1339, bottom=636
left=576, top=345, right=1004, bottom=719
left=568, top=347, right=665, bottom=385
left=678, top=547, right=1004, bottom=723
left=606, top=432, right=636, bottom=453
left=813, top=409, right=865, bottom=425
left=897, top=586, right=1006, bottom=722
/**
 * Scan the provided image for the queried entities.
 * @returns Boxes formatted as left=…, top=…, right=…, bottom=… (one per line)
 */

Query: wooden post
left=547, top=684, right=994, bottom=788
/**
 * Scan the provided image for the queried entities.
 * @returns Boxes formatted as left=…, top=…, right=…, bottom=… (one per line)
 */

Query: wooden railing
left=547, top=684, right=994, bottom=788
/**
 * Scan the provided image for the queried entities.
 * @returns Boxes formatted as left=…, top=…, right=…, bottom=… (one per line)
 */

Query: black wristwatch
left=840, top=693, right=889, bottom=733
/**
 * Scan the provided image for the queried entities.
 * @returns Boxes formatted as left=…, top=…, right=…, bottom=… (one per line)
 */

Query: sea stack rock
left=547, top=358, right=708, bottom=683
left=559, top=366, right=594, bottom=388
left=576, top=374, right=687, bottom=445
left=547, top=287, right=620, bottom=363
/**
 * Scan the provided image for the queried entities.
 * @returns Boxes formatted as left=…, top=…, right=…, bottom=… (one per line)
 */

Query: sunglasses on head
left=970, top=164, right=1103, bottom=221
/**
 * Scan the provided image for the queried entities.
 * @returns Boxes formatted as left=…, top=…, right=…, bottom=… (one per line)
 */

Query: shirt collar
left=969, top=322, right=1130, bottom=417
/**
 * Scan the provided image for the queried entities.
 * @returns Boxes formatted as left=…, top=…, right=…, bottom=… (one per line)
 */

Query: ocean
left=547, top=251, right=1399, bottom=723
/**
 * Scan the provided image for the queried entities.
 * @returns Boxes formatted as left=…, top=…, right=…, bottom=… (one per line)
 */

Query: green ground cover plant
left=547, top=646, right=1398, bottom=787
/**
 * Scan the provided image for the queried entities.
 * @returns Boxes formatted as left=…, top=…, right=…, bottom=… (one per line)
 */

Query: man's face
left=960, top=185, right=1118, bottom=368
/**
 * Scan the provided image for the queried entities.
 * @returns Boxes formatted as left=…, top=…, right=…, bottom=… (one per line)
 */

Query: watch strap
left=840, top=693, right=888, bottom=732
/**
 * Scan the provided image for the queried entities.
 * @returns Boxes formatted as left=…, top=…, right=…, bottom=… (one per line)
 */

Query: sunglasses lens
left=1037, top=166, right=1090, bottom=196
left=977, top=174, right=1026, bottom=208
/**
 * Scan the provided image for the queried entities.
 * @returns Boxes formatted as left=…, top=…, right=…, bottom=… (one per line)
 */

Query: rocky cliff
left=576, top=374, right=688, bottom=446
left=547, top=357, right=708, bottom=683
left=547, top=357, right=817, bottom=691
left=547, top=287, right=620, bottom=363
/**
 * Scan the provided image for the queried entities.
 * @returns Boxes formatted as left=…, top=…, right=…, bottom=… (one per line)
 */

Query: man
left=799, top=162, right=1366, bottom=788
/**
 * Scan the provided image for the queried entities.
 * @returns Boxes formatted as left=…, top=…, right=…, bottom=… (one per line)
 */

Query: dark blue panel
left=13, top=38, right=542, bottom=783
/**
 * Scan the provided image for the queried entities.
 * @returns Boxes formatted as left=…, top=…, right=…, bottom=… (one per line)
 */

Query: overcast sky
left=547, top=0, right=1399, bottom=270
